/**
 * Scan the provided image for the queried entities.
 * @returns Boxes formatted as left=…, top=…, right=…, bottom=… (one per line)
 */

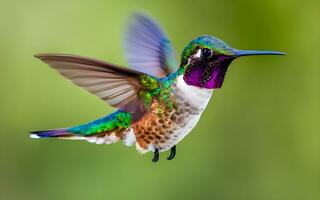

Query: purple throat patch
left=183, top=56, right=233, bottom=89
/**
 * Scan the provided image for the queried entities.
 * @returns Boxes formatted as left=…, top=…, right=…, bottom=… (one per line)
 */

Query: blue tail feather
left=30, top=129, right=70, bottom=138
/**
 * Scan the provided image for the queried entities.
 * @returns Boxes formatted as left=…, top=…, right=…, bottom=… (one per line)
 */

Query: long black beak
left=235, top=50, right=286, bottom=57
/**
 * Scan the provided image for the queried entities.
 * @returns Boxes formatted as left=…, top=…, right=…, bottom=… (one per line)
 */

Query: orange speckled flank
left=132, top=101, right=177, bottom=152
left=131, top=86, right=200, bottom=152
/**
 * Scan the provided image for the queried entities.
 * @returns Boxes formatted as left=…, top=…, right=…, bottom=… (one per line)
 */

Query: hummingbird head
left=180, top=35, right=285, bottom=89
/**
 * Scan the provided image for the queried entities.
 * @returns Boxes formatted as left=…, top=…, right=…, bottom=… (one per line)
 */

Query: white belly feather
left=157, top=76, right=213, bottom=151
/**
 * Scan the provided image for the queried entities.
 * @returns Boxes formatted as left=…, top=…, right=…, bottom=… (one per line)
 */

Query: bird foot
left=167, top=145, right=176, bottom=160
left=152, top=148, right=159, bottom=162
left=152, top=146, right=177, bottom=162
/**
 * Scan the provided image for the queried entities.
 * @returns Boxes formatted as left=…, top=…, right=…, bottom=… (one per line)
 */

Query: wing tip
left=34, top=53, right=61, bottom=60
left=34, top=53, right=59, bottom=60
left=34, top=53, right=43, bottom=59
left=34, top=53, right=74, bottom=60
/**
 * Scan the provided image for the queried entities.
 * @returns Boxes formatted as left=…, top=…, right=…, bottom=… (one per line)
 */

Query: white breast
left=155, top=76, right=214, bottom=152
left=175, top=76, right=213, bottom=111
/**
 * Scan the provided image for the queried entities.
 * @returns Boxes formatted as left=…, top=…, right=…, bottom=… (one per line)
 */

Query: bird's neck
left=160, top=67, right=213, bottom=111
left=160, top=67, right=184, bottom=88
left=161, top=67, right=213, bottom=110
left=174, top=76, right=213, bottom=111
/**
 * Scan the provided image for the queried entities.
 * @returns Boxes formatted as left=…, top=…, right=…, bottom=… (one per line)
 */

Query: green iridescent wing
left=124, top=13, right=178, bottom=78
left=35, top=53, right=151, bottom=120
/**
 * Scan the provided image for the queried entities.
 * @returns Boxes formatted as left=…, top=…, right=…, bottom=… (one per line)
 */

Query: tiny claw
left=152, top=149, right=159, bottom=162
left=167, top=145, right=176, bottom=160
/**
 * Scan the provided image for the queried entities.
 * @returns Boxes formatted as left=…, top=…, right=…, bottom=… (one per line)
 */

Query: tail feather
left=30, top=111, right=136, bottom=145
left=30, top=129, right=71, bottom=138
left=29, top=127, right=136, bottom=145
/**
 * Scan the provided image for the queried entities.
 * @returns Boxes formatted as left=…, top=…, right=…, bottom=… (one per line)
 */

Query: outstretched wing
left=124, top=13, right=178, bottom=78
left=35, top=53, right=147, bottom=121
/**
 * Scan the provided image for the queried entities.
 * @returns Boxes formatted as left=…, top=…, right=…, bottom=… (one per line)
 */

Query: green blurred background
left=0, top=0, right=319, bottom=199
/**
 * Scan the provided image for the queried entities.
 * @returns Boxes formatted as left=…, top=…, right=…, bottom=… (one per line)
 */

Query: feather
left=35, top=53, right=147, bottom=120
left=124, top=13, right=178, bottom=78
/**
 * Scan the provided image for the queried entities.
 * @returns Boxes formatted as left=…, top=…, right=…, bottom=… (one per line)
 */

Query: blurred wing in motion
left=124, top=13, right=178, bottom=78
left=35, top=53, right=146, bottom=120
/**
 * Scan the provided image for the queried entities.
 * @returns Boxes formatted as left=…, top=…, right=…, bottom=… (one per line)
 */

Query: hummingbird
left=30, top=13, right=285, bottom=162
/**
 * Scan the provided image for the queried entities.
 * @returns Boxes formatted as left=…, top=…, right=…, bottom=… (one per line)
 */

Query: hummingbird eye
left=201, top=48, right=213, bottom=58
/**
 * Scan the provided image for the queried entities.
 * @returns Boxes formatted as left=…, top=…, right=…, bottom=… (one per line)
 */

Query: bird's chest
left=133, top=76, right=213, bottom=153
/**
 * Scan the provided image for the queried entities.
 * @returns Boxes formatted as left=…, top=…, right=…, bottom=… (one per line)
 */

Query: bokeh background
left=0, top=0, right=319, bottom=199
